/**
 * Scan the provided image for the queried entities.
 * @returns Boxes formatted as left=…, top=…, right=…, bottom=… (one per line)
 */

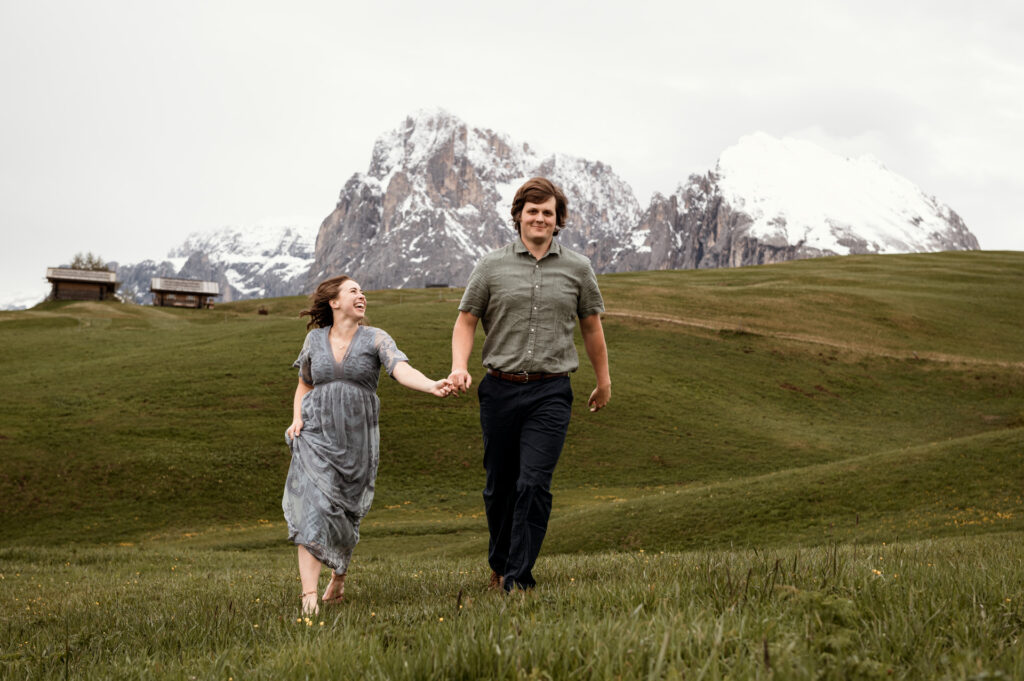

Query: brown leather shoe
left=487, top=570, right=505, bottom=590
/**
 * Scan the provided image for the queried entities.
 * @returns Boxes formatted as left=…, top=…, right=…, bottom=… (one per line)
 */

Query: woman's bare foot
left=322, top=573, right=346, bottom=603
left=301, top=590, right=319, bottom=615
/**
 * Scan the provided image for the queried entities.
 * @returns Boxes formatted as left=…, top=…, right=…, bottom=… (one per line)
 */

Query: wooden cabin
left=46, top=268, right=119, bottom=301
left=150, top=277, right=220, bottom=309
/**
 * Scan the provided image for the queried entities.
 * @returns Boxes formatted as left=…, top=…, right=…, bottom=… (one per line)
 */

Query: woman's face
left=330, top=279, right=366, bottom=321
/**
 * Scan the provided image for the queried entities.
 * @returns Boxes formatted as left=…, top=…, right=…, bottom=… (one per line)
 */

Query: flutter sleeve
left=373, top=328, right=409, bottom=377
left=292, top=331, right=315, bottom=386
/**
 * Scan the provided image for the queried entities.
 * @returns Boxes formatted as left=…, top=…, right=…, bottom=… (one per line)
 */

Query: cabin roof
left=150, top=277, right=220, bottom=295
left=46, top=268, right=118, bottom=284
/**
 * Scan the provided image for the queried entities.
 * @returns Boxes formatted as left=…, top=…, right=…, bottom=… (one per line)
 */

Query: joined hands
left=430, top=377, right=457, bottom=398
left=447, top=369, right=473, bottom=396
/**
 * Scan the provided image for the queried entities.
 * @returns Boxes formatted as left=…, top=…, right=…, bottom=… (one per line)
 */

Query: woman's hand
left=288, top=378, right=313, bottom=441
left=429, top=378, right=455, bottom=398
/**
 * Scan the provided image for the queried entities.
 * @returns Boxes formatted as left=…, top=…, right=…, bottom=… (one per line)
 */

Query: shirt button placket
left=527, top=261, right=540, bottom=368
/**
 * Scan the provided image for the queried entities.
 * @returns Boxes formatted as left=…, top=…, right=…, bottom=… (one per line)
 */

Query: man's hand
left=448, top=369, right=473, bottom=395
left=579, top=314, right=610, bottom=413
left=450, top=312, right=479, bottom=396
left=588, top=384, right=611, bottom=412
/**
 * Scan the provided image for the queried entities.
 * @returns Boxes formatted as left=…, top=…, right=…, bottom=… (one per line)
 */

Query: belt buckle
left=518, top=371, right=530, bottom=384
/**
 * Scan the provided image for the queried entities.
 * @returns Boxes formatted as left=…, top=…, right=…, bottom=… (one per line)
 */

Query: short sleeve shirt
left=458, top=239, right=604, bottom=374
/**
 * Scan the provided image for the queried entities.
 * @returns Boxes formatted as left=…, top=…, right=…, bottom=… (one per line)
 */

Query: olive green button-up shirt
left=458, top=239, right=605, bottom=374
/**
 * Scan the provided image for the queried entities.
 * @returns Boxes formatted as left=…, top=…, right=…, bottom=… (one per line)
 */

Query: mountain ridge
left=8, top=109, right=978, bottom=308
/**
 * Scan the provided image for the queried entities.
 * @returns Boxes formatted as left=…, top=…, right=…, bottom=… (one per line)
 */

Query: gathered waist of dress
left=315, top=377, right=376, bottom=394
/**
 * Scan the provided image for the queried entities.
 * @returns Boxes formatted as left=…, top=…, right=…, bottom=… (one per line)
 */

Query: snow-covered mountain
left=715, top=133, right=976, bottom=256
left=309, top=110, right=976, bottom=288
left=114, top=222, right=317, bottom=304
left=616, top=135, right=976, bottom=272
left=56, top=109, right=977, bottom=309
left=307, top=108, right=641, bottom=291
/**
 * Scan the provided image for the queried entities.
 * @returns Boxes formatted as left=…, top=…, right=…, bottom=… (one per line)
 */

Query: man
left=449, top=177, right=611, bottom=592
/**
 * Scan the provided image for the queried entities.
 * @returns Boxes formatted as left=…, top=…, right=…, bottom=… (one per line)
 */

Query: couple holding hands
left=282, top=178, right=612, bottom=615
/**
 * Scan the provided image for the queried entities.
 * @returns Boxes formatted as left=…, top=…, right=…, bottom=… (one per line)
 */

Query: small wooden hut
left=45, top=268, right=119, bottom=301
left=150, top=277, right=220, bottom=309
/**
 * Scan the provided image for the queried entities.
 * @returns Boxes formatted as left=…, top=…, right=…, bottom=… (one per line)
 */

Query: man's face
left=520, top=196, right=558, bottom=242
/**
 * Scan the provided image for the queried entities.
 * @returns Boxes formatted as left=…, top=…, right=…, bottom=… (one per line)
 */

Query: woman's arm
left=449, top=310, right=479, bottom=394
left=579, top=313, right=611, bottom=412
left=286, top=377, right=314, bottom=438
left=391, top=361, right=452, bottom=397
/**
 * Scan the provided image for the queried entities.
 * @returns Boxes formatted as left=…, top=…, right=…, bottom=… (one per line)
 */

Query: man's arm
left=579, top=313, right=610, bottom=412
left=449, top=310, right=480, bottom=394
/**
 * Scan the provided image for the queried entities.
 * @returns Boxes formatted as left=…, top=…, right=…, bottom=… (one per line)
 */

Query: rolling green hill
left=0, top=251, right=1021, bottom=551
left=2, top=251, right=1023, bottom=680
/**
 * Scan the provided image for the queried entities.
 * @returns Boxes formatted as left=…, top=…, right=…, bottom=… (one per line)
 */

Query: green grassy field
left=1, top=251, right=1022, bottom=679
left=3, top=536, right=1022, bottom=680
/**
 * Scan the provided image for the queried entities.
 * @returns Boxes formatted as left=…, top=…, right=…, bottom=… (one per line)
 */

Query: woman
left=284, top=275, right=451, bottom=615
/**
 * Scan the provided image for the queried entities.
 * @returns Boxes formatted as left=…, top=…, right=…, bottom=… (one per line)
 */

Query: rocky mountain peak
left=369, top=108, right=536, bottom=188
left=93, top=113, right=979, bottom=310
left=307, top=111, right=642, bottom=290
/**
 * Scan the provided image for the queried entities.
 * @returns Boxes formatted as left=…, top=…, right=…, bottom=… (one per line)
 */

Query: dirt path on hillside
left=603, top=309, right=1024, bottom=370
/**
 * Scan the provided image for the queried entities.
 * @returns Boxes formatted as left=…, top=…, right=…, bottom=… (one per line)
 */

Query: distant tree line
left=68, top=252, right=112, bottom=272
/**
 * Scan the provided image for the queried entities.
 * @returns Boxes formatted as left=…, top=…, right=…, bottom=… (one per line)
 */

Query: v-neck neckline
left=325, top=325, right=360, bottom=366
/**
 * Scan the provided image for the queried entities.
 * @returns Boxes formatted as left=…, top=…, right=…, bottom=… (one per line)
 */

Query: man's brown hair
left=510, top=177, right=568, bottom=235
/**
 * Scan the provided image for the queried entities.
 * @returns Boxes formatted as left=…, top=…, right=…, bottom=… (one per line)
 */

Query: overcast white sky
left=2, top=0, right=1021, bottom=304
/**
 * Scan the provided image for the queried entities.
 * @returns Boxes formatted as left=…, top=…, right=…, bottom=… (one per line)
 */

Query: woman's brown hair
left=300, top=275, right=362, bottom=330
left=510, top=177, right=568, bottom=234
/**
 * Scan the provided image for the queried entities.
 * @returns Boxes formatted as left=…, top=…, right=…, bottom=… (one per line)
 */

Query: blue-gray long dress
left=283, top=325, right=408, bottom=574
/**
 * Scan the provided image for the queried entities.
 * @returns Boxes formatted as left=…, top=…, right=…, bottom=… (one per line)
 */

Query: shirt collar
left=513, top=237, right=561, bottom=259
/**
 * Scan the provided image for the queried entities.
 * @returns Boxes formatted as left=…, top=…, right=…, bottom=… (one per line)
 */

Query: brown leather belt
left=487, top=369, right=568, bottom=383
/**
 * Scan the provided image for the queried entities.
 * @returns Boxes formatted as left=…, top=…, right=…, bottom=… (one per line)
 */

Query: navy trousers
left=478, top=374, right=573, bottom=590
